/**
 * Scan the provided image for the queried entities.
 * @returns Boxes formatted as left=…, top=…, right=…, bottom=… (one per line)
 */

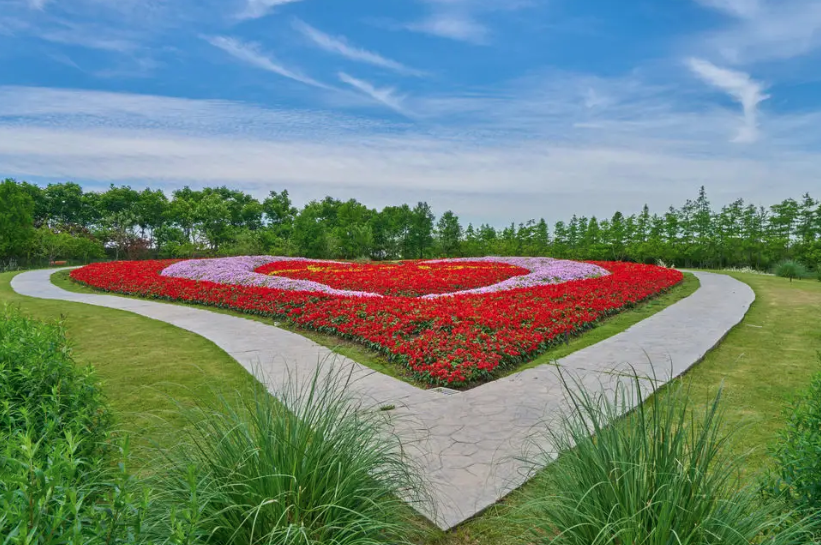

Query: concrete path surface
left=11, top=269, right=754, bottom=529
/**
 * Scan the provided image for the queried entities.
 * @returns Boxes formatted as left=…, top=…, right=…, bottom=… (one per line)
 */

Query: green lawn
left=52, top=268, right=698, bottom=388
left=436, top=272, right=821, bottom=545
left=4, top=269, right=819, bottom=544
left=0, top=270, right=254, bottom=460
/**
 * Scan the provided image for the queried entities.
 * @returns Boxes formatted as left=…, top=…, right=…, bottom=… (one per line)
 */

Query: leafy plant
left=515, top=372, right=818, bottom=544
left=769, top=354, right=821, bottom=517
left=774, top=260, right=809, bottom=282
left=0, top=305, right=110, bottom=457
left=0, top=307, right=150, bottom=544
left=144, top=367, right=428, bottom=545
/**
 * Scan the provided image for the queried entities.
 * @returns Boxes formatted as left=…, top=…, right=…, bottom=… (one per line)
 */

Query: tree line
left=1, top=178, right=819, bottom=271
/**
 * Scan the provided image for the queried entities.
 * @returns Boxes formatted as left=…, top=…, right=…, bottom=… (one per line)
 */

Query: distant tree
left=292, top=201, right=330, bottom=258
left=196, top=193, right=232, bottom=250
left=0, top=179, right=35, bottom=260
left=135, top=188, right=168, bottom=241
left=44, top=182, right=84, bottom=227
left=407, top=202, right=435, bottom=259
left=436, top=210, right=463, bottom=257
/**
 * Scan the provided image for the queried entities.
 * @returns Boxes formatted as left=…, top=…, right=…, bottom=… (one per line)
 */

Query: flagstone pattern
left=11, top=269, right=754, bottom=530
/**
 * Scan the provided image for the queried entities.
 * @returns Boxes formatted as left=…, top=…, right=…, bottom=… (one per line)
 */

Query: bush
left=144, top=369, right=428, bottom=545
left=0, top=310, right=428, bottom=544
left=0, top=307, right=149, bottom=544
left=774, top=260, right=809, bottom=282
left=0, top=306, right=110, bottom=456
left=516, top=373, right=818, bottom=544
left=769, top=355, right=821, bottom=517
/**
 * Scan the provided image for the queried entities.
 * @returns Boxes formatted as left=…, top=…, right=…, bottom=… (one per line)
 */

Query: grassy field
left=51, top=268, right=698, bottom=388
left=440, top=271, right=821, bottom=544
left=2, top=268, right=820, bottom=544
left=0, top=270, right=254, bottom=458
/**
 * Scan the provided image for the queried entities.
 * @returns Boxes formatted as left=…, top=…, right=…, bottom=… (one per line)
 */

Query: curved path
left=12, top=269, right=754, bottom=530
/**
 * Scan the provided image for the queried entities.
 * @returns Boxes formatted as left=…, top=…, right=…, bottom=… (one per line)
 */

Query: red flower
left=71, top=260, right=683, bottom=387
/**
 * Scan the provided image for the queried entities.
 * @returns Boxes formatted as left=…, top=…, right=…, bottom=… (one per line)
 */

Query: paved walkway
left=11, top=269, right=754, bottom=530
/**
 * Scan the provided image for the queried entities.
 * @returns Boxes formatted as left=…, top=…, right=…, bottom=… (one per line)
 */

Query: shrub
left=516, top=373, right=818, bottom=544
left=774, top=260, right=809, bottom=282
left=145, top=368, right=428, bottom=545
left=769, top=355, right=821, bottom=516
left=0, top=307, right=149, bottom=544
left=0, top=306, right=110, bottom=458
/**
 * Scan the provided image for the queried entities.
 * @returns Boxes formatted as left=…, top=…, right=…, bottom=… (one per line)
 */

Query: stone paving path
left=11, top=269, right=754, bottom=530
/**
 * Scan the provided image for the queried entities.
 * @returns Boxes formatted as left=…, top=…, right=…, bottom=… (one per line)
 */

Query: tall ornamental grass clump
left=774, top=260, right=809, bottom=282
left=145, top=370, right=428, bottom=545
left=0, top=306, right=148, bottom=544
left=517, top=373, right=818, bottom=545
left=769, top=355, right=821, bottom=518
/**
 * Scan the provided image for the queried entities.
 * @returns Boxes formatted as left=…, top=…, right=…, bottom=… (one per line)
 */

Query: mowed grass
left=681, top=272, right=821, bottom=469
left=0, top=270, right=254, bottom=461
left=4, top=268, right=820, bottom=544
left=438, top=272, right=821, bottom=545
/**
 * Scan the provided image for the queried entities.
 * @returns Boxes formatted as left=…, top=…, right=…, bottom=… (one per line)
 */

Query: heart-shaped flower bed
left=70, top=258, right=683, bottom=386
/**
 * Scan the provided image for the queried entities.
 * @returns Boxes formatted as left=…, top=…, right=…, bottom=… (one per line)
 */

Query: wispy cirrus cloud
left=206, top=36, right=329, bottom=89
left=687, top=57, right=768, bottom=142
left=237, top=0, right=304, bottom=20
left=692, top=0, right=821, bottom=63
left=2, top=85, right=820, bottom=224
left=27, top=0, right=48, bottom=10
left=405, top=0, right=531, bottom=43
left=338, top=72, right=409, bottom=115
left=293, top=19, right=427, bottom=77
left=695, top=0, right=760, bottom=18
left=39, top=25, right=137, bottom=52
left=407, top=13, right=488, bottom=43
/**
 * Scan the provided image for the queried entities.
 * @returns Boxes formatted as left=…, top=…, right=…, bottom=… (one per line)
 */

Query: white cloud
left=206, top=36, right=329, bottom=89
left=293, top=19, right=426, bottom=77
left=27, top=0, right=48, bottom=9
left=405, top=0, right=505, bottom=43
left=1, top=85, right=819, bottom=225
left=39, top=28, right=137, bottom=52
left=407, top=13, right=488, bottom=43
left=687, top=58, right=768, bottom=142
left=404, top=0, right=534, bottom=43
left=695, top=0, right=760, bottom=18
left=693, top=0, right=821, bottom=63
left=338, top=73, right=409, bottom=115
left=237, top=0, right=304, bottom=20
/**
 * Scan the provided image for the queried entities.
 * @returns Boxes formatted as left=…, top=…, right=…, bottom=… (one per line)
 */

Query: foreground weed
left=515, top=372, right=819, bottom=544
left=145, top=366, right=429, bottom=545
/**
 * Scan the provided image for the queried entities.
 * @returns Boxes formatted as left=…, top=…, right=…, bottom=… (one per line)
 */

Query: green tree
left=196, top=193, right=232, bottom=250
left=407, top=202, right=434, bottom=259
left=436, top=210, right=463, bottom=257
left=0, top=179, right=35, bottom=260
left=135, top=188, right=168, bottom=241
left=44, top=182, right=84, bottom=227
left=292, top=201, right=331, bottom=258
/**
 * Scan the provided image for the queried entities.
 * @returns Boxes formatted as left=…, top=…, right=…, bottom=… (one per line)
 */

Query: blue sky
left=1, top=0, right=820, bottom=225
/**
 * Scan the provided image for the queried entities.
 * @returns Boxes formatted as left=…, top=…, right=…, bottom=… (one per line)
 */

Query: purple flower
left=161, top=256, right=610, bottom=298
left=421, top=257, right=608, bottom=298
left=161, top=256, right=383, bottom=297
